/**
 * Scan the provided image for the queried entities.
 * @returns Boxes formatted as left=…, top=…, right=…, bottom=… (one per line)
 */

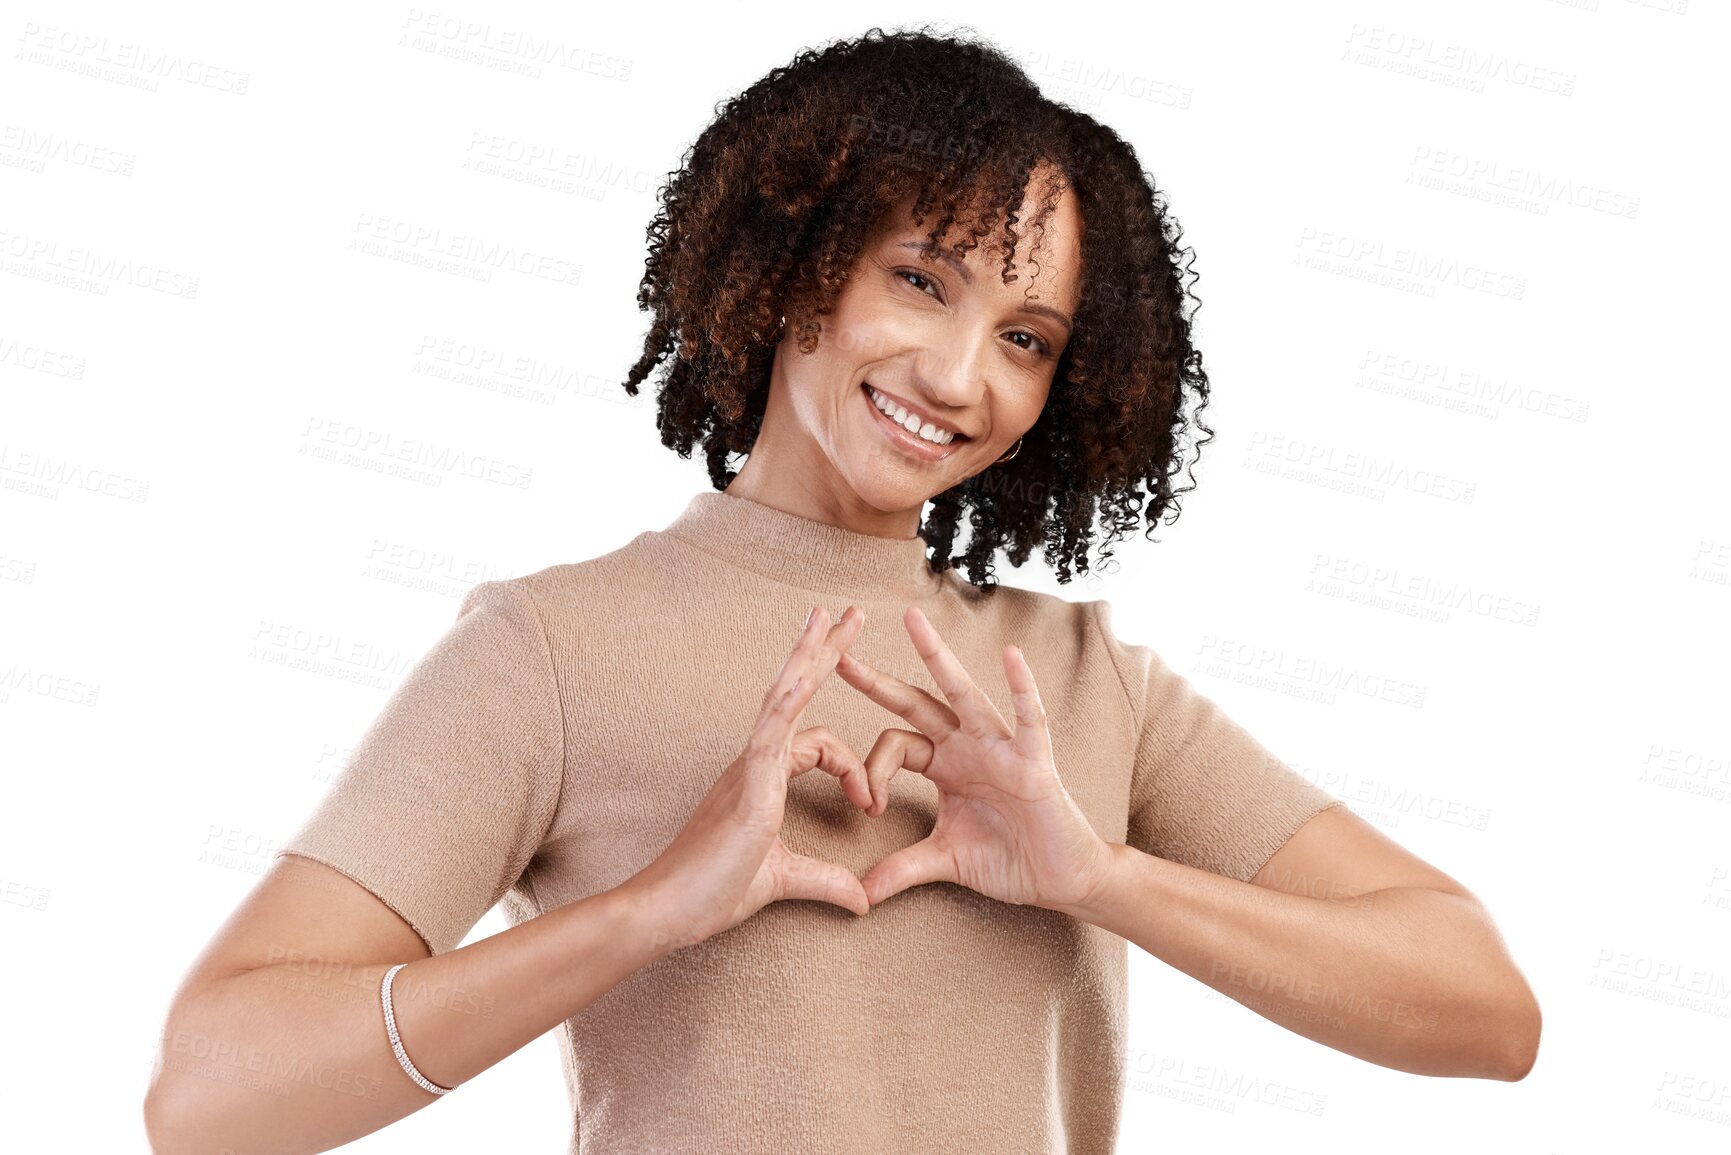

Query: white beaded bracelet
left=380, top=962, right=456, bottom=1095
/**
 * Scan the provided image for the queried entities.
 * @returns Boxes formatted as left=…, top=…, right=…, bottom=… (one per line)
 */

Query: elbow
left=1494, top=989, right=1542, bottom=1081
left=144, top=1069, right=234, bottom=1155
left=144, top=1009, right=204, bottom=1155
left=142, top=1079, right=190, bottom=1155
left=142, top=1018, right=225, bottom=1155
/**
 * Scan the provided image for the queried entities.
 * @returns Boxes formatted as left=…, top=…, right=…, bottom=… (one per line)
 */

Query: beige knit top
left=277, top=488, right=1343, bottom=1154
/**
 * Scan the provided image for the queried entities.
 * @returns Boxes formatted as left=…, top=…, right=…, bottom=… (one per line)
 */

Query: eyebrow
left=895, top=241, right=1074, bottom=337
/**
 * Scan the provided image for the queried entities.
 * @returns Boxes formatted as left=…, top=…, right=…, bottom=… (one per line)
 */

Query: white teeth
left=867, top=386, right=955, bottom=446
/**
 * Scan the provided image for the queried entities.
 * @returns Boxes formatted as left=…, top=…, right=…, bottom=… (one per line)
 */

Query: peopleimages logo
left=299, top=417, right=535, bottom=490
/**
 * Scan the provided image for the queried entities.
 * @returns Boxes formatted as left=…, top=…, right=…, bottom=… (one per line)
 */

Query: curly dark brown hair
left=623, top=24, right=1214, bottom=591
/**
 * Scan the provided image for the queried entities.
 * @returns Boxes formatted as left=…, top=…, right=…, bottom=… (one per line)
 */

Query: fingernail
left=806, top=606, right=820, bottom=628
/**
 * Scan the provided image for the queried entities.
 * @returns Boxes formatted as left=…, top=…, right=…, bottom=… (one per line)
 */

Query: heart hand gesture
left=835, top=605, right=1113, bottom=913
left=626, top=605, right=876, bottom=954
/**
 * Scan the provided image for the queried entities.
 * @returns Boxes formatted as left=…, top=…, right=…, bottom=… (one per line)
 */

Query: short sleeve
left=1091, top=601, right=1343, bottom=882
left=275, top=579, right=566, bottom=955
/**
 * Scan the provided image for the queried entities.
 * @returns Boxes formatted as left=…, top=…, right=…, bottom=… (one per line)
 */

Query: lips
left=861, top=382, right=968, bottom=461
left=863, top=383, right=969, bottom=440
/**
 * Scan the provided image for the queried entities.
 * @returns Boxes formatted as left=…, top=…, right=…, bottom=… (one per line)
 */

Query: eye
left=894, top=268, right=939, bottom=297
left=894, top=267, right=1054, bottom=360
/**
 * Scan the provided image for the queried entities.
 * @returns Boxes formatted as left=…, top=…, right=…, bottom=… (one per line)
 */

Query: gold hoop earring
left=995, top=436, right=1023, bottom=465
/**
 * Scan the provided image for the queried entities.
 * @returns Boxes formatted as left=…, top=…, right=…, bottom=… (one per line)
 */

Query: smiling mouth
left=861, top=382, right=971, bottom=459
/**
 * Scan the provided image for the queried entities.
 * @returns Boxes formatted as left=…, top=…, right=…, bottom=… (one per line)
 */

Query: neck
left=724, top=428, right=926, bottom=541
left=723, top=472, right=923, bottom=541
left=658, top=486, right=943, bottom=601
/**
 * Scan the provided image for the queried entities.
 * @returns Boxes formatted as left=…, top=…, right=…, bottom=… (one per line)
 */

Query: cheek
left=824, top=284, right=930, bottom=363
left=999, top=379, right=1052, bottom=431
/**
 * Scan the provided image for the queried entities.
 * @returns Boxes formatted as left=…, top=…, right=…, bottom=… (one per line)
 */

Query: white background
left=3, top=1, right=1727, bottom=1151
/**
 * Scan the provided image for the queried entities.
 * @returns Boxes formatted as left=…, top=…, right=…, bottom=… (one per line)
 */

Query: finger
left=762, top=604, right=864, bottom=712
left=1002, top=644, right=1055, bottom=764
left=790, top=605, right=865, bottom=701
left=902, top=605, right=1008, bottom=738
left=742, top=672, right=814, bottom=769
left=761, top=604, right=859, bottom=713
left=752, top=606, right=829, bottom=731
left=751, top=606, right=865, bottom=751
left=834, top=649, right=956, bottom=740
left=860, top=728, right=935, bottom=817
left=789, top=725, right=873, bottom=811
left=861, top=835, right=957, bottom=905
left=777, top=849, right=870, bottom=916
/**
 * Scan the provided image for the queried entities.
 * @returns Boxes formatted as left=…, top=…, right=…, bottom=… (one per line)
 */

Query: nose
left=911, top=325, right=988, bottom=412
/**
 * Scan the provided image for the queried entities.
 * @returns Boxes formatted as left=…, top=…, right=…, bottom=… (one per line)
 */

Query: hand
left=624, top=605, right=876, bottom=954
left=835, top=605, right=1114, bottom=913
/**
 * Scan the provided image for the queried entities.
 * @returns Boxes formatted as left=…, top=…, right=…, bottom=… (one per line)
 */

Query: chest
left=541, top=622, right=1135, bottom=899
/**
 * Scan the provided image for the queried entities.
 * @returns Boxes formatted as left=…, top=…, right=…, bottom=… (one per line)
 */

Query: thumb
left=862, top=836, right=956, bottom=906
left=777, top=850, right=871, bottom=916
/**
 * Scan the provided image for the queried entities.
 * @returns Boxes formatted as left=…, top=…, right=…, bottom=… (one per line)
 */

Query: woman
left=145, top=27, right=1540, bottom=1154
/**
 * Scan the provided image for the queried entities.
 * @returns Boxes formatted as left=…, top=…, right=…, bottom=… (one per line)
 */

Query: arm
left=834, top=601, right=1541, bottom=1081
left=1055, top=804, right=1542, bottom=1081
left=143, top=853, right=675, bottom=1155
left=147, top=602, right=875, bottom=1154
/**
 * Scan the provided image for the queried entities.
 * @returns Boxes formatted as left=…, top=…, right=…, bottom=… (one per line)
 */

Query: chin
left=837, top=461, right=947, bottom=516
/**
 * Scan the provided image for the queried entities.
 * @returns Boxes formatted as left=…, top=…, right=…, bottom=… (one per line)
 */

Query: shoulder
left=945, top=577, right=1145, bottom=710
left=970, top=580, right=1137, bottom=657
left=444, top=530, right=701, bottom=669
left=943, top=573, right=1099, bottom=636
left=1075, top=595, right=1167, bottom=719
left=474, top=530, right=669, bottom=621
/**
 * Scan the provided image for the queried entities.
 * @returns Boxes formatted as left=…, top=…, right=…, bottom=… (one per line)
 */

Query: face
left=752, top=165, right=1083, bottom=527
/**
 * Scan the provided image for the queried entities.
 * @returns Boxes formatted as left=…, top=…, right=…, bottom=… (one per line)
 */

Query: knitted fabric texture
left=277, top=488, right=1344, bottom=1154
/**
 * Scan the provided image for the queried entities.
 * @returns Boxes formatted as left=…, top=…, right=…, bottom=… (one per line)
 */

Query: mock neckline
left=657, top=489, right=946, bottom=601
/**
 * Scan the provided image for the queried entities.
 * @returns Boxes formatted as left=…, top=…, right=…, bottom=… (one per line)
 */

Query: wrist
left=606, top=878, right=710, bottom=963
left=1051, top=840, right=1128, bottom=924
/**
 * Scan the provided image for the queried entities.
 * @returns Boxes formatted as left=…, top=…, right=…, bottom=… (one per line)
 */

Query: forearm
left=148, top=883, right=674, bottom=1155
left=1059, top=842, right=1539, bottom=1080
